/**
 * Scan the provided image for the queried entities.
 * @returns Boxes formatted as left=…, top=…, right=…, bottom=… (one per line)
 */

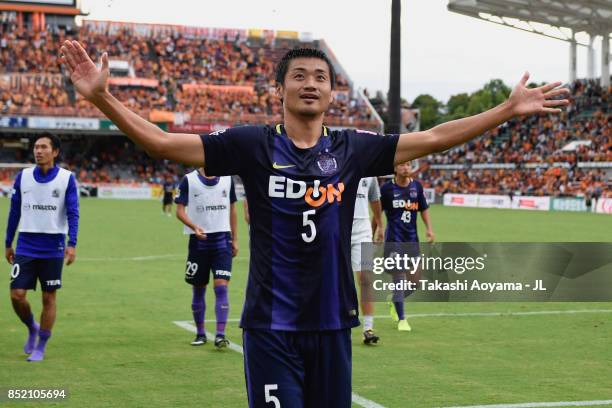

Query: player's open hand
left=5, top=247, right=14, bottom=265
left=65, top=246, right=76, bottom=266
left=194, top=226, right=207, bottom=240
left=508, top=72, right=570, bottom=116
left=59, top=40, right=109, bottom=102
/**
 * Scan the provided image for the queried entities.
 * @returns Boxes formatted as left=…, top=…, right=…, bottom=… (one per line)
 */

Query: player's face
left=277, top=57, right=334, bottom=117
left=395, top=162, right=411, bottom=177
left=33, top=137, right=58, bottom=166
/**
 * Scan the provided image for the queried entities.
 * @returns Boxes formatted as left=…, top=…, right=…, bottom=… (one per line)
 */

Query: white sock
left=363, top=315, right=374, bottom=331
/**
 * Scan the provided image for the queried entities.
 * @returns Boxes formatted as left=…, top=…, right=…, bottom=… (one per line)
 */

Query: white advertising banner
left=472, top=163, right=516, bottom=170
left=3, top=0, right=74, bottom=4
left=28, top=116, right=99, bottom=131
left=595, top=198, right=612, bottom=214
left=577, top=162, right=612, bottom=169
left=443, top=194, right=478, bottom=207
left=98, top=186, right=152, bottom=200
left=430, top=164, right=465, bottom=170
left=512, top=196, right=551, bottom=211
left=477, top=195, right=512, bottom=209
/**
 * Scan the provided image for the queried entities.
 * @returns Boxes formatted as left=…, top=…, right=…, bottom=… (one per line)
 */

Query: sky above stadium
left=81, top=0, right=602, bottom=103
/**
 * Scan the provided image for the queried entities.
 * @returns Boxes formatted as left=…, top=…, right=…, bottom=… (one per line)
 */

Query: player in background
left=5, top=133, right=79, bottom=362
left=175, top=168, right=238, bottom=349
left=162, top=175, right=175, bottom=216
left=380, top=162, right=434, bottom=331
left=352, top=177, right=383, bottom=344
left=60, top=39, right=569, bottom=407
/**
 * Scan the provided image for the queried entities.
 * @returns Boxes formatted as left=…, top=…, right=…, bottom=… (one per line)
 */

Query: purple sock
left=392, top=287, right=405, bottom=320
left=20, top=313, right=38, bottom=332
left=191, top=287, right=206, bottom=336
left=20, top=314, right=39, bottom=354
left=392, top=276, right=406, bottom=320
left=393, top=301, right=405, bottom=321
left=214, top=285, right=229, bottom=336
left=36, top=329, right=51, bottom=352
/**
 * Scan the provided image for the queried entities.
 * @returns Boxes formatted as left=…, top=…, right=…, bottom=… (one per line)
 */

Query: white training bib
left=18, top=167, right=71, bottom=234
left=184, top=171, right=232, bottom=235
left=353, top=177, right=374, bottom=219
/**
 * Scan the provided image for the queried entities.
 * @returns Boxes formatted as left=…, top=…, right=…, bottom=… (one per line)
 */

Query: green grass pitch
left=1, top=199, right=611, bottom=407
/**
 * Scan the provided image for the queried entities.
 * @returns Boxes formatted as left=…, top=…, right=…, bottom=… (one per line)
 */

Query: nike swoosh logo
left=272, top=162, right=296, bottom=169
left=23, top=190, right=30, bottom=194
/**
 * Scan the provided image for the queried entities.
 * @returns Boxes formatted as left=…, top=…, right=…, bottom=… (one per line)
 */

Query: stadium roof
left=448, top=0, right=612, bottom=45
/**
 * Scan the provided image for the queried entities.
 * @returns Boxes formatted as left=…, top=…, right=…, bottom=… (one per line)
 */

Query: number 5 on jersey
left=301, top=210, right=316, bottom=243
left=265, top=384, right=280, bottom=407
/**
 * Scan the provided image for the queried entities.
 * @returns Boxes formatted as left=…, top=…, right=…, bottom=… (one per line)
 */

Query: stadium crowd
left=63, top=141, right=186, bottom=185
left=422, top=79, right=610, bottom=196
left=420, top=167, right=608, bottom=198
left=0, top=23, right=376, bottom=126
left=0, top=137, right=185, bottom=186
left=428, top=80, right=610, bottom=166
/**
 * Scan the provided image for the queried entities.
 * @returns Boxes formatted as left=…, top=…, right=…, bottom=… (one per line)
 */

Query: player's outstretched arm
left=59, top=40, right=203, bottom=166
left=394, top=72, right=569, bottom=164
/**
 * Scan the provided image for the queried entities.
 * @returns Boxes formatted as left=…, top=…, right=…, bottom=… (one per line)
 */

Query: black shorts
left=10, top=255, right=64, bottom=292
left=184, top=246, right=232, bottom=286
left=163, top=193, right=173, bottom=205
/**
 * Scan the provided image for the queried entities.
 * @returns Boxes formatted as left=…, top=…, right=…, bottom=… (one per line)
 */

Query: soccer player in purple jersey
left=5, top=133, right=80, bottom=362
left=59, top=39, right=569, bottom=407
left=380, top=161, right=434, bottom=331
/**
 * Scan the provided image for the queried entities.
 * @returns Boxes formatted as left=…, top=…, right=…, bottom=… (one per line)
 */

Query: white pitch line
left=172, top=321, right=386, bottom=408
left=197, top=309, right=612, bottom=324
left=442, top=399, right=612, bottom=408
left=351, top=393, right=387, bottom=408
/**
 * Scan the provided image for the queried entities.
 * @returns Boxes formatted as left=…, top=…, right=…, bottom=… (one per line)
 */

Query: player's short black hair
left=275, top=48, right=336, bottom=89
left=34, top=132, right=61, bottom=151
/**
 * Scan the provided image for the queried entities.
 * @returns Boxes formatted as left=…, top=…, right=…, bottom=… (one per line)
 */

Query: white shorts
left=351, top=218, right=373, bottom=272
